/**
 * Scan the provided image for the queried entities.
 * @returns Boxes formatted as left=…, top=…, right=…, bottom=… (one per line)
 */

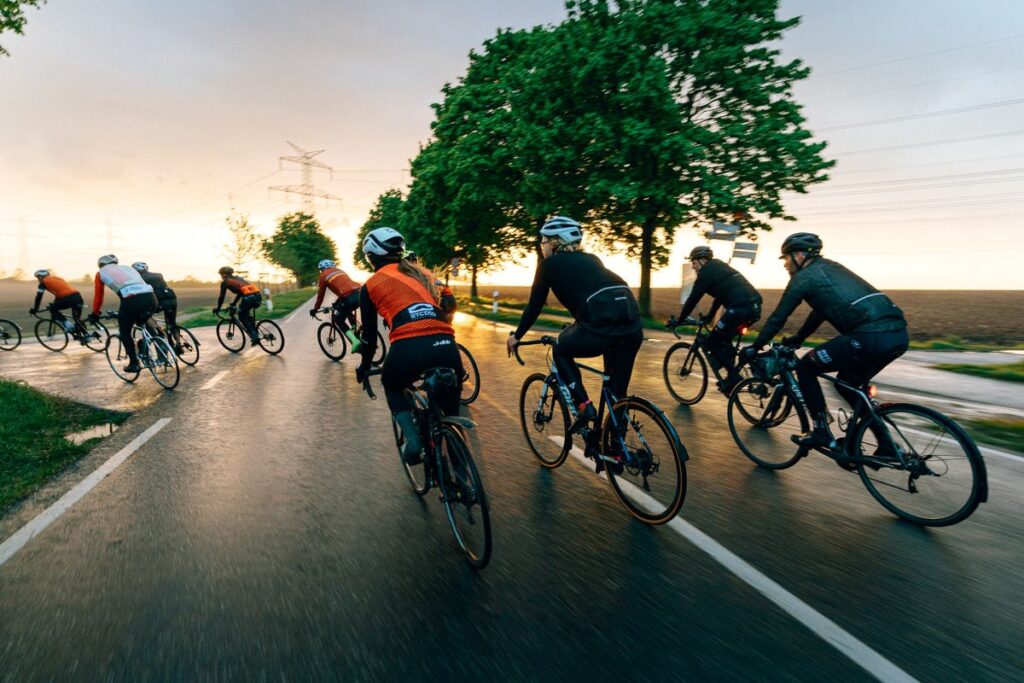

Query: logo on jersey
left=407, top=303, right=436, bottom=320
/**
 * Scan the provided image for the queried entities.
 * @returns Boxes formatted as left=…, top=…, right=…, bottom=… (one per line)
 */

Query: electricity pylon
left=269, top=141, right=342, bottom=214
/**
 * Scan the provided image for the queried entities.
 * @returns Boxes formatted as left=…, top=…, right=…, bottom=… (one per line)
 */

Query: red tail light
left=739, top=326, right=748, bottom=335
left=868, top=385, right=878, bottom=398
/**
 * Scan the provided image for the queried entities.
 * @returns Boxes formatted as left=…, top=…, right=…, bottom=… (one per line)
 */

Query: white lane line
left=478, top=393, right=917, bottom=682
left=0, top=418, right=171, bottom=568
left=201, top=370, right=229, bottom=390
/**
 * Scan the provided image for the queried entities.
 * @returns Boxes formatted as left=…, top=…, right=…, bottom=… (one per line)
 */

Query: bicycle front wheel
left=146, top=337, right=180, bottom=390
left=727, top=377, right=807, bottom=469
left=35, top=319, right=68, bottom=352
left=662, top=342, right=708, bottom=405
left=602, top=397, right=687, bottom=524
left=216, top=319, right=245, bottom=353
left=519, top=372, right=571, bottom=468
left=105, top=334, right=139, bottom=383
left=317, top=322, right=346, bottom=360
left=81, top=319, right=108, bottom=352
left=439, top=425, right=492, bottom=569
left=256, top=319, right=285, bottom=355
left=852, top=404, right=987, bottom=526
left=457, top=343, right=481, bottom=405
left=172, top=326, right=200, bottom=366
left=0, top=319, right=21, bottom=350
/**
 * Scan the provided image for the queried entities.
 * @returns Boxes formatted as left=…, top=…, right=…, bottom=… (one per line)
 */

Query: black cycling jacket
left=679, top=259, right=762, bottom=321
left=753, top=257, right=906, bottom=348
left=139, top=271, right=176, bottom=301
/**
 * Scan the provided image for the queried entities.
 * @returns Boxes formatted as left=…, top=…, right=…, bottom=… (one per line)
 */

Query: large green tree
left=353, top=188, right=406, bottom=269
left=262, top=212, right=336, bottom=286
left=1, top=0, right=46, bottom=57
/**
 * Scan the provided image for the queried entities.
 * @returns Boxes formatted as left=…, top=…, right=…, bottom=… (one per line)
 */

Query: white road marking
left=480, top=392, right=917, bottom=682
left=0, top=418, right=171, bottom=568
left=283, top=295, right=317, bottom=324
left=201, top=370, right=229, bottom=390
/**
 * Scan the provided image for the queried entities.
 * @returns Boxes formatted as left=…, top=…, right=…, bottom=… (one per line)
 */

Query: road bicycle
left=362, top=366, right=492, bottom=568
left=215, top=306, right=284, bottom=355
left=515, top=336, right=687, bottom=525
left=0, top=319, right=22, bottom=350
left=727, top=343, right=988, bottom=526
left=105, top=316, right=180, bottom=390
left=313, top=306, right=385, bottom=365
left=663, top=313, right=750, bottom=405
left=456, top=342, right=480, bottom=405
left=165, top=324, right=200, bottom=367
left=31, top=309, right=108, bottom=353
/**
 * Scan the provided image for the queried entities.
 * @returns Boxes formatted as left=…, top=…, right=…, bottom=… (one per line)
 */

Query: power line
left=806, top=64, right=1024, bottom=106
left=817, top=97, right=1024, bottom=133
left=269, top=141, right=343, bottom=214
left=831, top=152, right=1024, bottom=177
left=832, top=129, right=1024, bottom=156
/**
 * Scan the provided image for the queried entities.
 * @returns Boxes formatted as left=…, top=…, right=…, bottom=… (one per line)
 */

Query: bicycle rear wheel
left=216, top=319, right=245, bottom=353
left=519, top=372, right=571, bottom=468
left=81, top=319, right=108, bottom=352
left=727, top=377, right=807, bottom=469
left=256, top=319, right=284, bottom=355
left=439, top=425, right=492, bottom=569
left=0, top=319, right=21, bottom=350
left=602, top=397, right=687, bottom=524
left=35, top=319, right=68, bottom=352
left=105, top=334, right=139, bottom=383
left=392, top=408, right=430, bottom=496
left=171, top=326, right=200, bottom=366
left=146, top=336, right=180, bottom=389
left=852, top=404, right=986, bottom=526
left=317, top=321, right=347, bottom=360
left=457, top=343, right=481, bottom=405
left=662, top=342, right=708, bottom=405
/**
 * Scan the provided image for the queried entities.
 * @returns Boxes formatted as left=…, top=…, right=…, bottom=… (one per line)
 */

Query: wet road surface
left=1, top=308, right=1022, bottom=681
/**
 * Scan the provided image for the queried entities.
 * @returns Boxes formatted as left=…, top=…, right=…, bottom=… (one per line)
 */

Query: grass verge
left=181, top=287, right=316, bottom=329
left=963, top=418, right=1024, bottom=454
left=932, top=360, right=1024, bottom=384
left=0, top=380, right=130, bottom=513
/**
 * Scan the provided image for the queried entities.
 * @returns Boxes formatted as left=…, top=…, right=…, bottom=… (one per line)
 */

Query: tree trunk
left=639, top=216, right=656, bottom=318
left=470, top=264, right=478, bottom=299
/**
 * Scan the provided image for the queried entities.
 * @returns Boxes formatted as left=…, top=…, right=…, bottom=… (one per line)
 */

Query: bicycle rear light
left=868, top=385, right=878, bottom=398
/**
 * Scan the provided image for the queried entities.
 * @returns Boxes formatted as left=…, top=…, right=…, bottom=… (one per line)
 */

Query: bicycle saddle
left=421, top=367, right=459, bottom=396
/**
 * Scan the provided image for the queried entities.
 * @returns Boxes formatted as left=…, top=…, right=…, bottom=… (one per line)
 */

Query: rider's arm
left=216, top=280, right=227, bottom=309
left=793, top=310, right=824, bottom=344
left=357, top=286, right=378, bottom=367
left=92, top=272, right=104, bottom=316
left=706, top=299, right=722, bottom=322
left=753, top=277, right=806, bottom=348
left=513, top=260, right=551, bottom=339
left=32, top=285, right=44, bottom=311
left=313, top=272, right=328, bottom=309
left=678, top=267, right=710, bottom=320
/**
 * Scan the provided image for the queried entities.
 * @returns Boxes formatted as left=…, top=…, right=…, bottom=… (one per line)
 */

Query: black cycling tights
left=119, top=294, right=157, bottom=365
left=332, top=290, right=360, bottom=332
left=553, top=324, right=644, bottom=409
left=48, top=293, right=84, bottom=325
left=381, top=334, right=464, bottom=415
left=238, top=294, right=262, bottom=339
left=704, top=305, right=760, bottom=377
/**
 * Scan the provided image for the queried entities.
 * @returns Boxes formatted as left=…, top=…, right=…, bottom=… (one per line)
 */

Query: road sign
left=705, top=221, right=739, bottom=241
left=731, top=242, right=759, bottom=263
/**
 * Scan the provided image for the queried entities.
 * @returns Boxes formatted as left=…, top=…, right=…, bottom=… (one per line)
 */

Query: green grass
left=933, top=359, right=1024, bottom=384
left=0, top=380, right=130, bottom=512
left=181, top=287, right=316, bottom=329
left=963, top=418, right=1024, bottom=454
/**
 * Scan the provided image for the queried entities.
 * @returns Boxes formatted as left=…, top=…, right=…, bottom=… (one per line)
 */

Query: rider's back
left=785, top=258, right=905, bottom=334
left=364, top=263, right=453, bottom=342
left=693, top=259, right=761, bottom=307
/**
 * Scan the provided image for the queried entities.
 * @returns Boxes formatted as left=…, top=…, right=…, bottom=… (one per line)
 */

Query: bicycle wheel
left=0, top=319, right=21, bottom=350
left=256, top=319, right=284, bottom=355
left=216, top=319, right=245, bottom=353
left=602, top=397, right=687, bottom=524
left=35, top=319, right=69, bottom=352
left=662, top=342, right=708, bottom=405
left=519, top=372, right=571, bottom=468
left=172, top=326, right=200, bottom=366
left=145, top=336, right=180, bottom=390
left=852, top=403, right=987, bottom=526
left=727, top=377, right=808, bottom=469
left=457, top=343, right=481, bottom=405
left=317, top=321, right=347, bottom=361
left=392, top=408, right=429, bottom=496
left=370, top=330, right=387, bottom=366
left=80, top=319, right=108, bottom=352
left=105, top=334, right=139, bottom=383
left=438, top=425, right=492, bottom=568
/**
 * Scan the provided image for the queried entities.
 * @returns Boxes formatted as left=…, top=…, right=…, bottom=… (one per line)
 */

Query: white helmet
left=131, top=262, right=149, bottom=271
left=362, top=227, right=405, bottom=257
left=33, top=269, right=50, bottom=278
left=540, top=216, right=582, bottom=244
left=318, top=259, right=336, bottom=270
left=98, top=254, right=118, bottom=267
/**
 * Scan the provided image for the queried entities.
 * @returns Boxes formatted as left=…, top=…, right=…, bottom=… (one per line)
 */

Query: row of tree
left=357, top=0, right=833, bottom=314
left=226, top=212, right=336, bottom=287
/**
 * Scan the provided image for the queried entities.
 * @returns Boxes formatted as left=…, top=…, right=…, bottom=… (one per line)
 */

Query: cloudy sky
left=1, top=0, right=1022, bottom=289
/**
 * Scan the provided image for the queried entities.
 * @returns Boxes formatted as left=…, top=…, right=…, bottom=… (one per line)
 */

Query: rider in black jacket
left=673, top=246, right=762, bottom=393
left=739, top=233, right=909, bottom=450
left=132, top=263, right=181, bottom=350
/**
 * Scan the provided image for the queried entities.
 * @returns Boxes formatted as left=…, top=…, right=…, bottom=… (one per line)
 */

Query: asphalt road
left=0, top=307, right=1021, bottom=681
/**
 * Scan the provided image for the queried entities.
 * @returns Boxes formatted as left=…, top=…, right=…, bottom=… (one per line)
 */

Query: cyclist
left=405, top=251, right=457, bottom=323
left=670, top=245, right=762, bottom=394
left=131, top=262, right=180, bottom=350
left=214, top=267, right=261, bottom=345
left=30, top=269, right=84, bottom=335
left=738, top=232, right=909, bottom=451
left=355, top=227, right=462, bottom=465
left=506, top=216, right=643, bottom=436
left=308, top=259, right=362, bottom=351
left=89, top=255, right=157, bottom=373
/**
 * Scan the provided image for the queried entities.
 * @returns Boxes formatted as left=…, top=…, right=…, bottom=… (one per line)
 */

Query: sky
left=1, top=0, right=1022, bottom=290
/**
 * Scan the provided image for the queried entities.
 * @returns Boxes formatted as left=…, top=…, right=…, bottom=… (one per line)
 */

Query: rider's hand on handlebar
left=665, top=316, right=678, bottom=329
left=211, top=307, right=220, bottom=315
left=737, top=345, right=759, bottom=365
left=28, top=308, right=36, bottom=315
left=506, top=334, right=519, bottom=358
left=355, top=363, right=371, bottom=384
left=683, top=316, right=700, bottom=327
left=781, top=335, right=802, bottom=350
left=308, top=308, right=317, bottom=318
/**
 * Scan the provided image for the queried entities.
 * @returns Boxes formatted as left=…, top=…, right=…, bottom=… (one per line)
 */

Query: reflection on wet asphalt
left=0, top=310, right=1021, bottom=680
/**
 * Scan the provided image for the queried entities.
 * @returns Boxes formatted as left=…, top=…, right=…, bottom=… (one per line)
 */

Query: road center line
left=477, top=393, right=917, bottom=682
left=201, top=370, right=229, bottom=390
left=0, top=418, right=171, bottom=568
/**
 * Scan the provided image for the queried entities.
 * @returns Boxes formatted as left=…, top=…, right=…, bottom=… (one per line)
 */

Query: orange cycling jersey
left=364, top=263, right=454, bottom=343
left=40, top=275, right=77, bottom=299
left=224, top=277, right=259, bottom=296
left=314, top=267, right=361, bottom=308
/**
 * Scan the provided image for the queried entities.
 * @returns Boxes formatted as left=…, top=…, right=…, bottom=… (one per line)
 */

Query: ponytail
left=397, top=258, right=439, bottom=302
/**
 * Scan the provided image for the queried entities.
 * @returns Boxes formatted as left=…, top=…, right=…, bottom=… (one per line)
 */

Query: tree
left=262, top=212, right=336, bottom=286
left=353, top=189, right=406, bottom=269
left=222, top=213, right=263, bottom=268
left=1, top=0, right=47, bottom=57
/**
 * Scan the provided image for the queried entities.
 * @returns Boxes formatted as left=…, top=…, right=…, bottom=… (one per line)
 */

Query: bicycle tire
left=369, top=330, right=387, bottom=366
left=602, top=397, right=687, bottom=525
left=81, top=319, right=108, bottom=352
left=145, top=336, right=180, bottom=390
left=457, top=343, right=481, bottom=405
left=216, top=319, right=245, bottom=353
left=256, top=319, right=285, bottom=355
left=852, top=403, right=987, bottom=527
left=317, top=321, right=346, bottom=361
left=519, top=372, right=571, bottom=468
left=662, top=341, right=708, bottom=405
left=439, top=425, right=492, bottom=569
left=105, top=334, right=139, bottom=383
left=171, top=326, right=200, bottom=366
left=392, top=409, right=429, bottom=496
left=35, top=318, right=69, bottom=352
left=727, top=377, right=807, bottom=469
left=0, top=319, right=22, bottom=350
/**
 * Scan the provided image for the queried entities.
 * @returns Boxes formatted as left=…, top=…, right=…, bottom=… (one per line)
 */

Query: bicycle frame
left=671, top=313, right=747, bottom=383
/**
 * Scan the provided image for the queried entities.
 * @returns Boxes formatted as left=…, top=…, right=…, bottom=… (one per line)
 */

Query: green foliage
left=963, top=418, right=1024, bottom=454
left=223, top=213, right=263, bottom=266
left=0, top=0, right=46, bottom=57
left=262, top=212, right=336, bottom=286
left=353, top=189, right=406, bottom=268
left=933, top=360, right=1024, bottom=384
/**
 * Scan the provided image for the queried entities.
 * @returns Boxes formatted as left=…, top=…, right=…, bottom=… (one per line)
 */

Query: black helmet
left=780, top=232, right=823, bottom=257
left=218, top=266, right=234, bottom=276
left=688, top=246, right=713, bottom=261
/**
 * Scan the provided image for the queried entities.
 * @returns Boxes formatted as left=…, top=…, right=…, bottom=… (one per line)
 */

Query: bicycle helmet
left=318, top=259, right=335, bottom=270
left=780, top=232, right=823, bottom=257
left=539, top=216, right=582, bottom=244
left=362, top=227, right=405, bottom=258
left=218, top=266, right=234, bottom=276
left=131, top=262, right=149, bottom=271
left=688, top=246, right=714, bottom=261
left=97, top=254, right=118, bottom=267
left=33, top=269, right=50, bottom=278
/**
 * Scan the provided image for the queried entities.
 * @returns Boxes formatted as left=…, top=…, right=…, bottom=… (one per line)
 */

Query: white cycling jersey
left=99, top=264, right=153, bottom=298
